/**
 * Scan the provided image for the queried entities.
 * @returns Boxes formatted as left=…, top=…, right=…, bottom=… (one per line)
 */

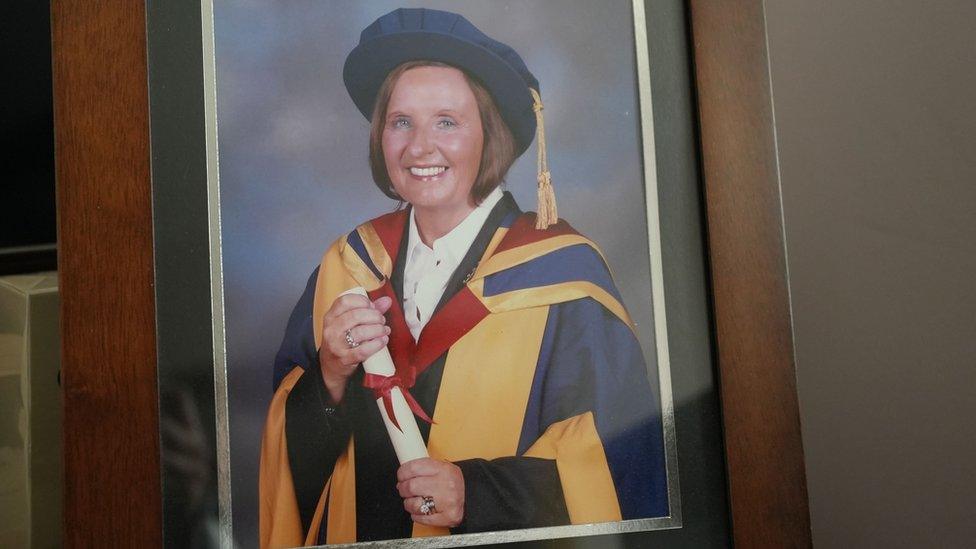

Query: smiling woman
left=257, top=7, right=669, bottom=548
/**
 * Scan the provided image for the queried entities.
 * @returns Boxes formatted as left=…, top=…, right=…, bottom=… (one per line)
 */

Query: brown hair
left=368, top=60, right=517, bottom=203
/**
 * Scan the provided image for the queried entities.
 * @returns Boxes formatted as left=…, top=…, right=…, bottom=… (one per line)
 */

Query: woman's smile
left=408, top=165, right=449, bottom=179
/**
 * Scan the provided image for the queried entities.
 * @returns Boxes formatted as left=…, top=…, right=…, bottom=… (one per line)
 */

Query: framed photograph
left=208, top=0, right=688, bottom=546
left=53, top=0, right=809, bottom=547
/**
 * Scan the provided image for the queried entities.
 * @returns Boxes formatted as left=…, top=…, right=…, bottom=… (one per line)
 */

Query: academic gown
left=259, top=193, right=668, bottom=548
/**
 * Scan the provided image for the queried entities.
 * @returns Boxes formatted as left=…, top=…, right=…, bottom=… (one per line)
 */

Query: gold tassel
left=531, top=88, right=558, bottom=230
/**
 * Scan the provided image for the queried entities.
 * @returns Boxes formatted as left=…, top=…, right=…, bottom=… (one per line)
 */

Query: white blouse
left=402, top=187, right=504, bottom=341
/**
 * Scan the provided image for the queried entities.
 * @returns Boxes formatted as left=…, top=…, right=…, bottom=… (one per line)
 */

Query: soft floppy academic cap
left=343, top=7, right=558, bottom=229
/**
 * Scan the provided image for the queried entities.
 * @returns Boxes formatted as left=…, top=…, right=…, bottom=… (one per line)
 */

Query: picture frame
left=52, top=0, right=810, bottom=547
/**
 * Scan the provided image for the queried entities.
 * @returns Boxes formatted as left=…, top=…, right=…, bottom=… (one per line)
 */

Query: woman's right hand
left=319, top=293, right=393, bottom=403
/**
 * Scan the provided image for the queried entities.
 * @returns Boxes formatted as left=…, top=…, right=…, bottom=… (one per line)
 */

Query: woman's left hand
left=396, top=458, right=465, bottom=528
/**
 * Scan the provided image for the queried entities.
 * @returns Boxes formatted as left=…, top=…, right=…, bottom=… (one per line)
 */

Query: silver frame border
left=632, top=0, right=684, bottom=532
left=200, top=0, right=682, bottom=546
left=201, top=0, right=234, bottom=547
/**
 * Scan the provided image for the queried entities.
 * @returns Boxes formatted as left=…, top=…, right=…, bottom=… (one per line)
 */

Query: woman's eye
left=391, top=117, right=410, bottom=129
left=437, top=118, right=457, bottom=129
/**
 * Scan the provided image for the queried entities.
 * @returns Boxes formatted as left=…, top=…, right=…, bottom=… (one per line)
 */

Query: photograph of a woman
left=255, top=7, right=669, bottom=547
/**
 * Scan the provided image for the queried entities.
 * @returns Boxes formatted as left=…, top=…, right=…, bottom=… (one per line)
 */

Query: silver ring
left=419, top=496, right=436, bottom=515
left=344, top=329, right=360, bottom=348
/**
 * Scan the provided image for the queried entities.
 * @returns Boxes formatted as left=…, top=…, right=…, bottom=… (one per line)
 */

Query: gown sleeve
left=452, top=456, right=568, bottom=532
left=262, top=267, right=354, bottom=542
left=531, top=297, right=669, bottom=520
left=453, top=296, right=668, bottom=532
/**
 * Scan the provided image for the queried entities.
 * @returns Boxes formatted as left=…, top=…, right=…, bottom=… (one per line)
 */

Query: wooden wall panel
left=51, top=2, right=161, bottom=546
left=688, top=1, right=812, bottom=546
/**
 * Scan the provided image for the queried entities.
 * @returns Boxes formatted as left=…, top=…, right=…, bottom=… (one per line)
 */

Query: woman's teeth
left=410, top=166, right=447, bottom=177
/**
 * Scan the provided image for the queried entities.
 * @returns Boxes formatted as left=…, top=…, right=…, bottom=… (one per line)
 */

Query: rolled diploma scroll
left=339, top=287, right=429, bottom=464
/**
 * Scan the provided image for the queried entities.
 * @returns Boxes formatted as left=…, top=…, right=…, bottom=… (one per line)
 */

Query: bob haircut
left=368, top=60, right=518, bottom=204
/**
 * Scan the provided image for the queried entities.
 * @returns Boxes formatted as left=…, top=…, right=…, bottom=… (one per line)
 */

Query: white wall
left=764, top=1, right=976, bottom=546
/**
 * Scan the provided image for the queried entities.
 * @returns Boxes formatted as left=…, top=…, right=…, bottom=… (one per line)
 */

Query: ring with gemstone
left=419, top=496, right=436, bottom=515
left=344, top=329, right=360, bottom=348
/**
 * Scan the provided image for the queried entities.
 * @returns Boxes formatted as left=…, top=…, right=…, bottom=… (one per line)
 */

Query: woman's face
left=382, top=66, right=484, bottom=222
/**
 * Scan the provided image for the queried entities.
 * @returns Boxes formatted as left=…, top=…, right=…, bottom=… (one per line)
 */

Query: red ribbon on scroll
left=361, top=276, right=490, bottom=433
left=362, top=371, right=433, bottom=432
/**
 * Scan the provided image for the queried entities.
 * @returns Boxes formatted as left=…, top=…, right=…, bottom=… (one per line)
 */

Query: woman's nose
left=408, top=126, right=435, bottom=157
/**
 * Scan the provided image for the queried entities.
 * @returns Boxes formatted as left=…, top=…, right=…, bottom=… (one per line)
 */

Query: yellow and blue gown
left=259, top=193, right=668, bottom=547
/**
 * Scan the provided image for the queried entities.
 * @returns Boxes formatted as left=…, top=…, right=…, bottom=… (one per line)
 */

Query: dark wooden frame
left=53, top=2, right=161, bottom=546
left=688, top=2, right=811, bottom=545
left=53, top=0, right=809, bottom=546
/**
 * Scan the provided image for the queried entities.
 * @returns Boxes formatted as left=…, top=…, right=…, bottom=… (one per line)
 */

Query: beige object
left=0, top=272, right=61, bottom=549
left=339, top=287, right=428, bottom=464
